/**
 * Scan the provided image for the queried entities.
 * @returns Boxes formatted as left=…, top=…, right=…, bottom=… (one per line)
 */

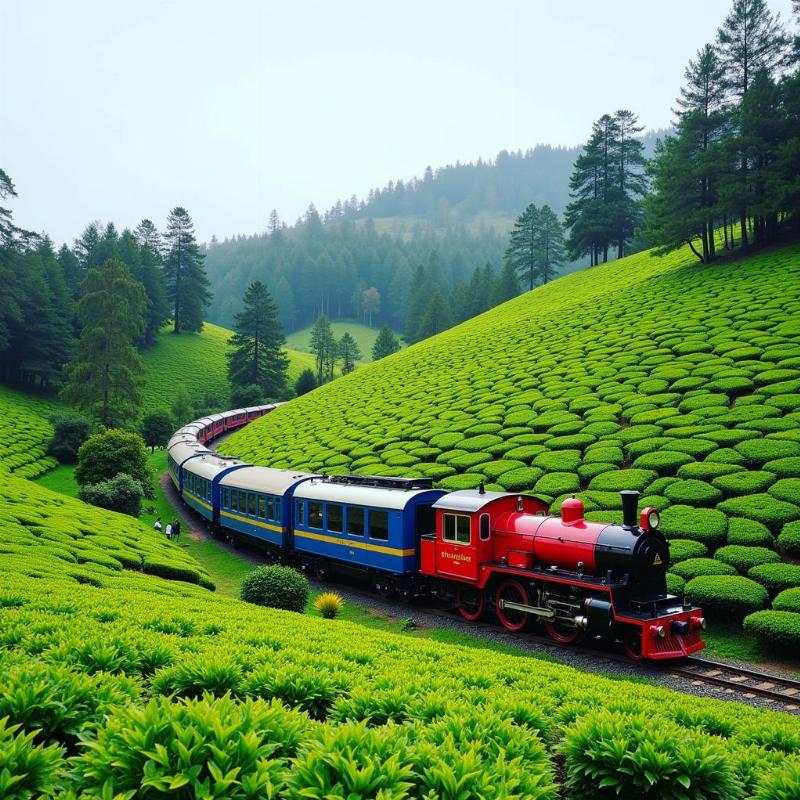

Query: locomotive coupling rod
left=498, top=599, right=555, bottom=619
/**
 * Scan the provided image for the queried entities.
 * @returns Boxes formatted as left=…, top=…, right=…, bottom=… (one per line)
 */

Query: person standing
left=153, top=517, right=162, bottom=532
left=165, top=521, right=173, bottom=541
left=173, top=519, right=181, bottom=542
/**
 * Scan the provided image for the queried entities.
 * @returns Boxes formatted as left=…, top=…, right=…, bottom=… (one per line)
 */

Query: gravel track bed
left=161, top=473, right=796, bottom=713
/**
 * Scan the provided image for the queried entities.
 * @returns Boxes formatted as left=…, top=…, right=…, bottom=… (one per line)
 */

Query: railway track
left=665, top=657, right=800, bottom=712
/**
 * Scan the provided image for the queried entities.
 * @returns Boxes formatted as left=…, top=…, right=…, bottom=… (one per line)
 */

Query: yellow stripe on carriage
left=294, top=529, right=415, bottom=557
left=221, top=510, right=283, bottom=533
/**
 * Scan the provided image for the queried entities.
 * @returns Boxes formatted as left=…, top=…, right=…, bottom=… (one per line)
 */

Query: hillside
left=141, top=323, right=315, bottom=413
left=222, top=239, right=800, bottom=618
left=286, top=320, right=402, bottom=364
left=2, top=470, right=799, bottom=796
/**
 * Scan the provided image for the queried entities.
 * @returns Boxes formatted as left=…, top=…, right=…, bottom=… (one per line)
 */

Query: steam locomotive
left=168, top=406, right=706, bottom=661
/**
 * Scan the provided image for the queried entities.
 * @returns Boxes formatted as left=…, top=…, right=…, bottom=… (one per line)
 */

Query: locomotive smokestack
left=620, top=490, right=640, bottom=530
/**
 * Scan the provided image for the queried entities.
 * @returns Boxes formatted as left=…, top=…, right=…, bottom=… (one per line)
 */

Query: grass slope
left=286, top=320, right=402, bottom=364
left=223, top=241, right=800, bottom=611
left=2, top=503, right=800, bottom=796
left=0, top=384, right=65, bottom=479
left=141, top=323, right=315, bottom=413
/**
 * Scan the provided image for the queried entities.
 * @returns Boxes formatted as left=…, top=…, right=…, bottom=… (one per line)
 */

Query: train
left=168, top=406, right=706, bottom=661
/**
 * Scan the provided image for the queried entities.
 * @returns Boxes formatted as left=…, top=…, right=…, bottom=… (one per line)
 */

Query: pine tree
left=61, top=258, right=146, bottom=428
left=309, top=314, right=336, bottom=383
left=163, top=207, right=211, bottom=333
left=609, top=110, right=648, bottom=259
left=372, top=326, right=401, bottom=360
left=294, top=368, right=317, bottom=396
left=227, top=281, right=289, bottom=398
left=493, top=258, right=520, bottom=305
left=536, top=206, right=566, bottom=283
left=338, top=331, right=361, bottom=375
left=504, top=204, right=540, bottom=290
left=416, top=288, right=451, bottom=340
left=133, top=225, right=169, bottom=347
left=267, top=209, right=281, bottom=234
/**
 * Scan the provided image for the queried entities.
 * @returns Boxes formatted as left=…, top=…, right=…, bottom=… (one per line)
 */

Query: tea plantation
left=0, top=385, right=64, bottom=480
left=222, top=241, right=800, bottom=636
left=141, top=323, right=316, bottom=414
left=2, top=507, right=800, bottom=798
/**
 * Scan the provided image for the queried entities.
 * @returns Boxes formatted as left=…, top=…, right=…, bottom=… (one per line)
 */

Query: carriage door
left=437, top=511, right=479, bottom=581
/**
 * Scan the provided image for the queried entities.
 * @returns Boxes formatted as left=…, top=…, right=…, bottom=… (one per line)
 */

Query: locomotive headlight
left=640, top=507, right=659, bottom=531
left=649, top=624, right=667, bottom=638
left=690, top=615, right=707, bottom=630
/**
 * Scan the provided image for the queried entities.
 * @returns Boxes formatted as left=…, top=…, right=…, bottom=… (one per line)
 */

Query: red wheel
left=544, top=620, right=584, bottom=645
left=623, top=629, right=644, bottom=661
left=455, top=585, right=485, bottom=621
left=495, top=580, right=530, bottom=632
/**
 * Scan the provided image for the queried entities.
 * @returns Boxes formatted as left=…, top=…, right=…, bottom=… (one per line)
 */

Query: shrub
left=663, top=479, right=722, bottom=507
left=0, top=717, right=63, bottom=799
left=712, top=470, right=777, bottom=496
left=768, top=478, right=800, bottom=505
left=668, top=539, right=708, bottom=563
left=747, top=563, right=800, bottom=595
left=78, top=473, right=144, bottom=517
left=561, top=710, right=741, bottom=800
left=717, top=494, right=800, bottom=531
left=778, top=520, right=800, bottom=556
left=533, top=450, right=582, bottom=472
left=671, top=558, right=737, bottom=580
left=48, top=413, right=92, bottom=464
left=151, top=657, right=244, bottom=698
left=295, top=368, right=317, bottom=397
left=139, top=409, right=175, bottom=452
left=588, top=469, right=657, bottom=493
left=496, top=467, right=544, bottom=491
left=726, top=518, right=775, bottom=548
left=752, top=761, right=800, bottom=800
left=632, top=450, right=695, bottom=474
left=743, top=610, right=800, bottom=652
left=534, top=472, right=580, bottom=497
left=666, top=573, right=686, bottom=595
left=659, top=505, right=728, bottom=548
left=763, top=457, right=800, bottom=477
left=773, top=587, right=800, bottom=613
left=243, top=666, right=343, bottom=720
left=734, top=439, right=800, bottom=467
left=684, top=575, right=769, bottom=620
left=229, top=383, right=264, bottom=407
left=714, top=545, right=780, bottom=574
left=76, top=429, right=153, bottom=498
left=240, top=565, right=309, bottom=612
left=143, top=559, right=201, bottom=584
left=314, top=592, right=344, bottom=619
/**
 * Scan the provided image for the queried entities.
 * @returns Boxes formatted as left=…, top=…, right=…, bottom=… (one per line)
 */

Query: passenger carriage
left=181, top=454, right=245, bottom=521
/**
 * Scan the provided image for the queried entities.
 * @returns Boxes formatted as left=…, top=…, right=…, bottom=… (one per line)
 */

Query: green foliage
left=314, top=592, right=344, bottom=619
left=751, top=761, right=800, bottom=800
left=76, top=429, right=152, bottom=499
left=712, top=470, right=777, bottom=496
left=772, top=587, right=800, bottom=613
left=0, top=716, right=63, bottom=800
left=139, top=409, right=174, bottom=452
left=671, top=558, right=737, bottom=580
left=48, top=413, right=92, bottom=465
left=240, top=566, right=309, bottom=613
left=668, top=539, right=709, bottom=563
left=747, top=563, right=800, bottom=595
left=659, top=505, right=728, bottom=548
left=505, top=202, right=565, bottom=289
left=726, top=518, right=775, bottom=548
left=78, top=472, right=144, bottom=517
left=717, top=494, right=800, bottom=531
left=778, top=520, right=800, bottom=556
left=685, top=575, right=769, bottom=620
left=372, top=325, right=401, bottom=361
left=588, top=469, right=657, bottom=492
left=561, top=710, right=741, bottom=800
left=294, top=368, right=317, bottom=397
left=663, top=479, right=722, bottom=506
left=735, top=439, right=800, bottom=467
left=230, top=383, right=264, bottom=408
left=714, top=546, right=781, bottom=574
left=743, top=611, right=800, bottom=653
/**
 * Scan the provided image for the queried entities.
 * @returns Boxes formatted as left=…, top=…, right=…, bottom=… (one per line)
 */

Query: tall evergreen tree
left=416, top=288, right=451, bottom=340
left=505, top=204, right=540, bottom=290
left=609, top=110, right=648, bottom=259
left=372, top=326, right=401, bottom=360
left=309, top=314, right=336, bottom=383
left=227, top=281, right=289, bottom=398
left=493, top=258, right=520, bottom=305
left=338, top=331, right=361, bottom=375
left=163, top=207, right=211, bottom=333
left=61, top=258, right=146, bottom=427
left=536, top=206, right=566, bottom=283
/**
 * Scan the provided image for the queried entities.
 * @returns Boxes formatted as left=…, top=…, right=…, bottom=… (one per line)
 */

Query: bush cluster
left=743, top=610, right=800, bottom=652
left=240, top=565, right=310, bottom=612
left=684, top=575, right=769, bottom=620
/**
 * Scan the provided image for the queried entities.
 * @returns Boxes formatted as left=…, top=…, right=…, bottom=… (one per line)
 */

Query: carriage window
left=274, top=499, right=281, bottom=524
left=443, top=513, right=471, bottom=544
left=239, top=491, right=247, bottom=513
left=231, top=490, right=239, bottom=511
left=308, top=502, right=323, bottom=529
left=248, top=494, right=256, bottom=516
left=347, top=507, right=364, bottom=536
left=368, top=510, right=389, bottom=541
left=222, top=488, right=230, bottom=508
left=296, top=500, right=304, bottom=526
left=480, top=513, right=490, bottom=541
left=327, top=504, right=343, bottom=533
left=258, top=496, right=266, bottom=519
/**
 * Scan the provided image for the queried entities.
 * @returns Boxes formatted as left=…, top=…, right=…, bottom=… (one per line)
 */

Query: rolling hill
left=221, top=238, right=800, bottom=625
left=141, top=323, right=316, bottom=413
left=285, top=320, right=402, bottom=364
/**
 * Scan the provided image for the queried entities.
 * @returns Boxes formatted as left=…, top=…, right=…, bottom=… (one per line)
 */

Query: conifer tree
left=536, top=205, right=566, bottom=283
left=493, top=258, right=520, bottom=305
left=309, top=314, right=336, bottom=383
left=294, top=368, right=317, bottom=396
left=609, top=110, right=648, bottom=259
left=372, top=326, right=401, bottom=360
left=416, top=288, right=451, bottom=340
left=338, top=331, right=361, bottom=375
left=61, top=258, right=146, bottom=428
left=163, top=207, right=210, bottom=333
left=504, top=204, right=540, bottom=290
left=227, top=281, right=289, bottom=398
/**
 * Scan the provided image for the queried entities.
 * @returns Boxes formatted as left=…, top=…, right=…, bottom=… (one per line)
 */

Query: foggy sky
left=1, top=0, right=795, bottom=245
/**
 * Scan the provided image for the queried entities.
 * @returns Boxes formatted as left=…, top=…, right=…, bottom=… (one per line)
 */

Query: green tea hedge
left=670, top=558, right=737, bottom=581
left=684, top=575, right=769, bottom=620
left=743, top=610, right=800, bottom=652
left=778, top=520, right=800, bottom=556
left=772, top=587, right=800, bottom=613
left=747, top=563, right=800, bottom=595
left=714, top=546, right=781, bottom=575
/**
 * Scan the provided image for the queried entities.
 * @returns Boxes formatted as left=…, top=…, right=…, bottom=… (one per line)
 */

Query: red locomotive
left=421, top=487, right=705, bottom=660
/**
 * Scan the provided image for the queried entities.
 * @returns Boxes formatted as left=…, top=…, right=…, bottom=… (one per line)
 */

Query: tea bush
left=773, top=587, right=800, bottom=613
left=747, top=563, right=800, bottom=595
left=671, top=558, right=737, bottom=581
left=240, top=565, right=309, bottom=612
left=778, top=520, right=800, bottom=556
left=0, top=384, right=62, bottom=479
left=714, top=545, right=781, bottom=575
left=684, top=575, right=769, bottom=620
left=743, top=610, right=800, bottom=652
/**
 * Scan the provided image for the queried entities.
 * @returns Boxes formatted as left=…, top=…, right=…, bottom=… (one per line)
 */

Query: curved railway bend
left=161, top=471, right=800, bottom=715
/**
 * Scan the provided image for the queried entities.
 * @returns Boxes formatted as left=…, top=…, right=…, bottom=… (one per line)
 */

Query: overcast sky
left=1, top=0, right=795, bottom=245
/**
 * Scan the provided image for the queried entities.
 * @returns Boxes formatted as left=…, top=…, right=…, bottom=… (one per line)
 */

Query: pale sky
left=1, top=0, right=795, bottom=245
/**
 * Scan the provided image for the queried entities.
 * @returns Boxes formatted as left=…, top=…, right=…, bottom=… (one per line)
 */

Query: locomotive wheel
left=622, top=629, right=644, bottom=661
left=495, top=580, right=530, bottom=632
left=455, top=585, right=485, bottom=621
left=544, top=621, right=584, bottom=645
